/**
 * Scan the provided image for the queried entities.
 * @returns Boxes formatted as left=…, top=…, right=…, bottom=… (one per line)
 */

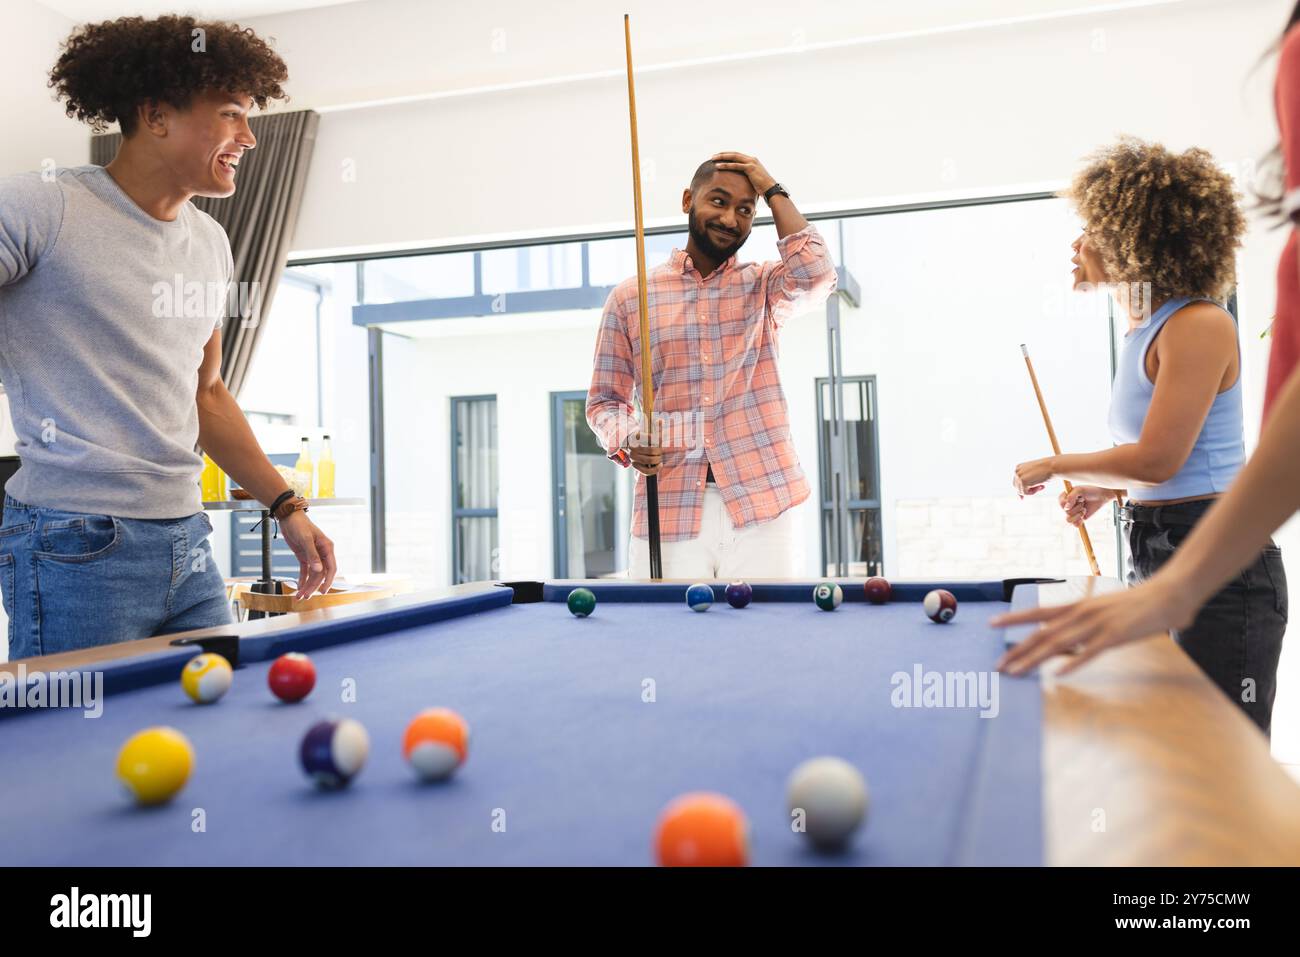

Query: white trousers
left=627, top=487, right=798, bottom=579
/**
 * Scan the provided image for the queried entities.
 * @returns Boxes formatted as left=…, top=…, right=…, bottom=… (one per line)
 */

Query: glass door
left=551, top=392, right=629, bottom=578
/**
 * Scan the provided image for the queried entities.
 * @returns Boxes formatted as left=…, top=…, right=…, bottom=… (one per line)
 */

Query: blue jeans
left=0, top=495, right=232, bottom=660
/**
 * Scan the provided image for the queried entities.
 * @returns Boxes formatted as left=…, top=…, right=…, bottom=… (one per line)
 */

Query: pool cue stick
left=1020, top=344, right=1102, bottom=577
left=624, top=14, right=662, bottom=580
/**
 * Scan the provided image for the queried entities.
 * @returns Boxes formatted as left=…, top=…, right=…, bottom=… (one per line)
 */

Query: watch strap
left=763, top=183, right=790, bottom=204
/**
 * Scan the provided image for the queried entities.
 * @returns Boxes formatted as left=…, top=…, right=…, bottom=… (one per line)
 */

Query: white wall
left=252, top=0, right=1292, bottom=256
left=0, top=0, right=85, bottom=176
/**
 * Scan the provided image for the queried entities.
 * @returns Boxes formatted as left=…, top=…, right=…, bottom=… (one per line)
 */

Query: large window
left=817, top=376, right=882, bottom=577
left=451, top=395, right=499, bottom=583
left=239, top=270, right=324, bottom=427
left=314, top=191, right=1125, bottom=586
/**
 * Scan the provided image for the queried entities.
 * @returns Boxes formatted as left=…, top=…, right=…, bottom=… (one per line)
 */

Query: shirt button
left=703, top=395, right=711, bottom=403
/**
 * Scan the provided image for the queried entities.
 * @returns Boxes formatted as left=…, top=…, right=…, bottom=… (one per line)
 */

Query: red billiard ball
left=268, top=652, right=316, bottom=702
left=923, top=589, right=958, bottom=623
left=863, top=577, right=891, bottom=605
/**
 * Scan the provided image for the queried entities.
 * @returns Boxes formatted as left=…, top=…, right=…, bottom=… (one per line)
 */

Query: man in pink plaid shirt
left=586, top=152, right=837, bottom=578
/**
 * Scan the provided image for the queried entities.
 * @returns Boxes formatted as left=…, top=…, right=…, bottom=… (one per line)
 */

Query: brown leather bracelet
left=271, top=494, right=309, bottom=521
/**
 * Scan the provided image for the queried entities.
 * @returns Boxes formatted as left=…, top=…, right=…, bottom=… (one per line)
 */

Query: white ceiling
left=36, top=0, right=361, bottom=19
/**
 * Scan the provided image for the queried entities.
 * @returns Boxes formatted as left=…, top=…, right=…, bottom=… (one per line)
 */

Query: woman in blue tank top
left=1010, top=139, right=1287, bottom=734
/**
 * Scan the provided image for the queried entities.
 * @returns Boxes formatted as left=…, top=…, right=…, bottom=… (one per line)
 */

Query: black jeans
left=1126, top=499, right=1288, bottom=735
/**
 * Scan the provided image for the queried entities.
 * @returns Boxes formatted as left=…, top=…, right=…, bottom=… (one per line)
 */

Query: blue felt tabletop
left=0, top=584, right=1042, bottom=866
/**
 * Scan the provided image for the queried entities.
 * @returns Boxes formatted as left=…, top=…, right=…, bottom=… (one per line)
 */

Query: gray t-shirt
left=0, top=165, right=229, bottom=518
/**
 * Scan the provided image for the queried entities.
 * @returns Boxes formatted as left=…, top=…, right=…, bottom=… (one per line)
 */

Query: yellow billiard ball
left=181, top=653, right=233, bottom=704
left=117, top=727, right=194, bottom=805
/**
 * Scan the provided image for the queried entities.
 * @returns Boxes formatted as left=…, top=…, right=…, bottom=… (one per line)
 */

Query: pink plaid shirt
left=586, top=224, right=837, bottom=542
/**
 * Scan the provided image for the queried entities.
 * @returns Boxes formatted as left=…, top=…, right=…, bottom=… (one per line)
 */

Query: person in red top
left=994, top=7, right=1300, bottom=721
left=586, top=152, right=837, bottom=579
left=1267, top=9, right=1300, bottom=423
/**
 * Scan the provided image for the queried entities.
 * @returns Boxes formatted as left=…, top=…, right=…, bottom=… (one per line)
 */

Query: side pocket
left=35, top=515, right=122, bottom=563
left=1261, top=546, right=1289, bottom=624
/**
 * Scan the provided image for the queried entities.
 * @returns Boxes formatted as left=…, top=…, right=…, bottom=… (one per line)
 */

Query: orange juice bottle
left=201, top=453, right=220, bottom=502
left=294, top=437, right=314, bottom=498
left=317, top=435, right=335, bottom=499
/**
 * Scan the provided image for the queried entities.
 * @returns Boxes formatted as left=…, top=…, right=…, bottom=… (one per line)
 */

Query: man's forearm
left=768, top=194, right=808, bottom=239
left=196, top=383, right=292, bottom=506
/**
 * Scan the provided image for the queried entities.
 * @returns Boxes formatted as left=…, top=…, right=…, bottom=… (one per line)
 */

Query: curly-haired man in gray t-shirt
left=0, top=16, right=336, bottom=658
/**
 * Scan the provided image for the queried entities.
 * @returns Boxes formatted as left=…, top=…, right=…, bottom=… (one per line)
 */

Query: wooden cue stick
left=624, top=14, right=662, bottom=579
left=1020, top=344, right=1102, bottom=577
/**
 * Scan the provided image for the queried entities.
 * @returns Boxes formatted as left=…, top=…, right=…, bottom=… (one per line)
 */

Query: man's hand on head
left=711, top=152, right=776, bottom=197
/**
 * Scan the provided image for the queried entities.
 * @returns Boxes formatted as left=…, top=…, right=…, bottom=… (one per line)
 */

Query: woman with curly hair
left=1007, top=137, right=1287, bottom=733
left=996, top=10, right=1300, bottom=739
left=0, top=16, right=337, bottom=657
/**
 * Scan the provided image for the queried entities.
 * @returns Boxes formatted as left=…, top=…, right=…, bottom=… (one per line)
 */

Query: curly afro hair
left=1063, top=137, right=1245, bottom=301
left=48, top=15, right=288, bottom=135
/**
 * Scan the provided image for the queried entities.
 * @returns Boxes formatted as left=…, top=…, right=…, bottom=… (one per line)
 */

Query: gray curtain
left=90, top=110, right=319, bottom=398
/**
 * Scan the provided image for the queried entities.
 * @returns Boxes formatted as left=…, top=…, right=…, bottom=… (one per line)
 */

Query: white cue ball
left=787, top=756, right=869, bottom=851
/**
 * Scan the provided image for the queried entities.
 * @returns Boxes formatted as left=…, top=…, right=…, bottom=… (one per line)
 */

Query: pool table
left=2, top=577, right=1298, bottom=867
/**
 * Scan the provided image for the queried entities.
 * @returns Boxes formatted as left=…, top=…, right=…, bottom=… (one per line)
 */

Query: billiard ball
left=787, top=756, right=869, bottom=851
left=268, top=652, right=316, bottom=702
left=300, top=718, right=370, bottom=789
left=403, top=708, right=470, bottom=781
left=117, top=727, right=194, bottom=805
left=181, top=652, right=232, bottom=704
left=654, top=792, right=750, bottom=866
left=567, top=587, right=596, bottom=618
left=924, top=589, right=958, bottom=623
left=685, top=583, right=714, bottom=612
left=864, top=577, right=891, bottom=605
left=724, top=580, right=753, bottom=609
left=813, top=581, right=843, bottom=611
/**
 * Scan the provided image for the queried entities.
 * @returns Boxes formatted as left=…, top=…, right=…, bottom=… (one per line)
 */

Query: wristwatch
left=763, top=183, right=790, bottom=204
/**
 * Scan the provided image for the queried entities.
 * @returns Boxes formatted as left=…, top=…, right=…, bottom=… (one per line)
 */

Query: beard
left=688, top=207, right=747, bottom=262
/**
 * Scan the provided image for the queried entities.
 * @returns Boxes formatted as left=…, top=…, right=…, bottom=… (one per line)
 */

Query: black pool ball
left=864, top=577, right=891, bottom=605
left=725, top=581, right=753, bottom=608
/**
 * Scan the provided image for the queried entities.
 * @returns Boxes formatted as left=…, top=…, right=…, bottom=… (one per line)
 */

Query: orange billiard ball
left=402, top=708, right=470, bottom=781
left=654, top=792, right=750, bottom=866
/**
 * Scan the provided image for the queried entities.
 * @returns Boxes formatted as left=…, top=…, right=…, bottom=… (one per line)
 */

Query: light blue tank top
left=1108, top=296, right=1244, bottom=501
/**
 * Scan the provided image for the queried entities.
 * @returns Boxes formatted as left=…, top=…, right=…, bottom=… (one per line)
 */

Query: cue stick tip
left=1019, top=343, right=1028, bottom=356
